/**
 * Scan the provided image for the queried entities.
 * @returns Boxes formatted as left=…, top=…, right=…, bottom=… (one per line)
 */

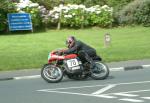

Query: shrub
left=117, top=0, right=150, bottom=26
left=0, top=0, right=47, bottom=31
left=85, top=5, right=113, bottom=27
left=31, top=0, right=60, bottom=10
left=134, top=0, right=150, bottom=26
left=31, top=0, right=107, bottom=9
left=48, top=4, right=113, bottom=28
left=107, top=0, right=134, bottom=11
left=0, top=0, right=17, bottom=32
left=0, top=10, right=7, bottom=31
left=0, top=0, right=113, bottom=32
left=14, top=1, right=48, bottom=28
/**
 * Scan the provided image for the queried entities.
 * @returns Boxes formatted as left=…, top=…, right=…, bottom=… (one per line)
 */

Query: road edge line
left=0, top=64, right=150, bottom=81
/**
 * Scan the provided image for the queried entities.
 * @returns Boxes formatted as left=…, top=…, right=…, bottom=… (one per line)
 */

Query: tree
left=0, top=0, right=16, bottom=31
left=106, top=0, right=134, bottom=11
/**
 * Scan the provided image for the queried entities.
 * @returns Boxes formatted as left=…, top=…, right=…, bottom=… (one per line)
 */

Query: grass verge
left=0, top=26, right=150, bottom=71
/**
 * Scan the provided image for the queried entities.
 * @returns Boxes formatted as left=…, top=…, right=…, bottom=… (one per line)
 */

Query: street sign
left=7, top=13, right=33, bottom=31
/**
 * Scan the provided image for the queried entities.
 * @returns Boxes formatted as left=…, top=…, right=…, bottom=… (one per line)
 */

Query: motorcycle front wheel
left=90, top=62, right=109, bottom=80
left=41, top=64, right=63, bottom=83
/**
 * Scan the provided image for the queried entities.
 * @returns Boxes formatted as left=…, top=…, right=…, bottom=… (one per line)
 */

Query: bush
left=14, top=1, right=48, bottom=28
left=31, top=0, right=107, bottom=9
left=49, top=4, right=113, bottom=28
left=65, top=0, right=107, bottom=7
left=107, top=0, right=134, bottom=11
left=0, top=0, right=17, bottom=32
left=0, top=0, right=113, bottom=32
left=0, top=0, right=46, bottom=32
left=117, top=0, right=150, bottom=26
left=0, top=9, right=7, bottom=31
left=86, top=5, right=113, bottom=27
left=134, top=0, right=150, bottom=26
left=31, top=0, right=60, bottom=10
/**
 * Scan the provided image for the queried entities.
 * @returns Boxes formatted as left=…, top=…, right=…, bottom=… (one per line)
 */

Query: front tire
left=41, top=64, right=63, bottom=83
left=91, top=62, right=109, bottom=80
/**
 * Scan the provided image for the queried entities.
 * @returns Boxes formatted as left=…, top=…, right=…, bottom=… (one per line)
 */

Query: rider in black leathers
left=63, top=36, right=102, bottom=69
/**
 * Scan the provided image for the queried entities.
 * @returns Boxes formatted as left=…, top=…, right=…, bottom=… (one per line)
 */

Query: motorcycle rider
left=62, top=36, right=102, bottom=69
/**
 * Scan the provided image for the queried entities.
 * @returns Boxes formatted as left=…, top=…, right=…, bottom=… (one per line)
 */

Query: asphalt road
left=0, top=68, right=150, bottom=103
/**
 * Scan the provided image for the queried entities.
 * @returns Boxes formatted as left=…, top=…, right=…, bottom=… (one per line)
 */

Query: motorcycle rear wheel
left=91, top=62, right=109, bottom=80
left=41, top=64, right=63, bottom=83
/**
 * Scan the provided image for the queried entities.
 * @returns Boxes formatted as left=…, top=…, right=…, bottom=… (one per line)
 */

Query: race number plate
left=66, top=59, right=79, bottom=68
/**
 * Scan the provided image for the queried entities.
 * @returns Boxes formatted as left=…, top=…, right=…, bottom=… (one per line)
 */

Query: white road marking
left=37, top=89, right=118, bottom=98
left=142, top=65, right=150, bottom=68
left=113, top=89, right=150, bottom=94
left=141, top=97, right=150, bottom=99
left=103, top=89, right=150, bottom=96
left=37, top=90, right=117, bottom=98
left=116, top=80, right=150, bottom=86
left=37, top=80, right=150, bottom=101
left=37, top=89, right=150, bottom=100
left=92, top=84, right=116, bottom=95
left=6, top=64, right=150, bottom=80
left=38, top=90, right=93, bottom=96
left=94, top=94, right=117, bottom=98
left=119, top=98, right=144, bottom=102
left=39, top=84, right=106, bottom=91
left=37, top=80, right=150, bottom=91
left=109, top=67, right=124, bottom=71
left=14, top=75, right=40, bottom=80
left=113, top=93, right=138, bottom=97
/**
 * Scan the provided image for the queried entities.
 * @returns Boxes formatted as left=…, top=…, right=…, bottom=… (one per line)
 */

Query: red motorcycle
left=41, top=49, right=109, bottom=83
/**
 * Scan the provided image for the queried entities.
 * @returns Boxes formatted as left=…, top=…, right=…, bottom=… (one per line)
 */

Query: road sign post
left=104, top=33, right=111, bottom=47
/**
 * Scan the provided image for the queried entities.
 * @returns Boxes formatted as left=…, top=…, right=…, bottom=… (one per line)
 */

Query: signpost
left=7, top=13, right=33, bottom=32
left=104, top=33, right=111, bottom=47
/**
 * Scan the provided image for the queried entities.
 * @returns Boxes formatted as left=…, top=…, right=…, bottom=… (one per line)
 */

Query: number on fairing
left=67, top=59, right=79, bottom=67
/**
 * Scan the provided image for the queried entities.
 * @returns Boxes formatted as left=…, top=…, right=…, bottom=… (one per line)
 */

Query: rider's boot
left=84, top=53, right=97, bottom=71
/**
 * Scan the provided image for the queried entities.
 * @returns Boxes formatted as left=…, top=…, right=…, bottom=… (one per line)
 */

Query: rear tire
left=91, top=62, right=109, bottom=80
left=41, top=64, right=63, bottom=83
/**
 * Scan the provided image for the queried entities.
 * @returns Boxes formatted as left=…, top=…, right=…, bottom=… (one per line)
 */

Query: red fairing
left=48, top=51, right=77, bottom=63
left=64, top=54, right=77, bottom=59
left=48, top=55, right=64, bottom=63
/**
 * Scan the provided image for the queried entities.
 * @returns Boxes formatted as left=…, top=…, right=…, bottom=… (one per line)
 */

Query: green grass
left=0, top=26, right=150, bottom=71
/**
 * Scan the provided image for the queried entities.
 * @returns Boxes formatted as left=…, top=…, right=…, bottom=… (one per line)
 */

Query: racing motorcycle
left=41, top=49, right=109, bottom=83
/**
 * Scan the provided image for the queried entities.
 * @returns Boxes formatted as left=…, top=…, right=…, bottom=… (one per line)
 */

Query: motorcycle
left=41, top=49, right=109, bottom=83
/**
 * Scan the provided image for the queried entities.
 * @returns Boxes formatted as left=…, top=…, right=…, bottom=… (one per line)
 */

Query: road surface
left=0, top=68, right=150, bottom=103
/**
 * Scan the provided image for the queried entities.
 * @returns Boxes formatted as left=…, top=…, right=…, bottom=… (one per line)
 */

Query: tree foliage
left=31, top=0, right=60, bottom=9
left=30, top=0, right=133, bottom=10
left=117, top=0, right=150, bottom=26
left=107, top=0, right=134, bottom=11
left=0, top=0, right=17, bottom=31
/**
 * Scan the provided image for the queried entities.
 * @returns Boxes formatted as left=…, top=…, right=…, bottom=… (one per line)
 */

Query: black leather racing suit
left=64, top=40, right=101, bottom=66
